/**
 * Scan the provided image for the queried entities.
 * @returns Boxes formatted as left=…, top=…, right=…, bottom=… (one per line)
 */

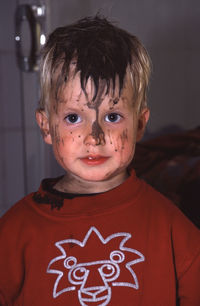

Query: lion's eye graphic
left=64, top=256, right=77, bottom=269
left=110, top=250, right=125, bottom=263
left=100, top=264, right=116, bottom=279
left=73, top=267, right=87, bottom=280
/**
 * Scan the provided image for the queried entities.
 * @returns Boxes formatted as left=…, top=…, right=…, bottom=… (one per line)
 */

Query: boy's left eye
left=105, top=113, right=122, bottom=123
left=65, top=113, right=81, bottom=124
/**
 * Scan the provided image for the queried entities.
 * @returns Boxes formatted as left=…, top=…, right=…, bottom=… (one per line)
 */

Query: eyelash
left=65, top=113, right=82, bottom=124
left=64, top=112, right=123, bottom=125
left=104, top=113, right=122, bottom=123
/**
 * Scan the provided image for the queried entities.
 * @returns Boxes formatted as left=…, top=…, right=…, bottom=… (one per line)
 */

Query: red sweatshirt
left=0, top=171, right=200, bottom=305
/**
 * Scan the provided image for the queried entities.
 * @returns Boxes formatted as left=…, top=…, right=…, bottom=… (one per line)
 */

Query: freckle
left=70, top=132, right=72, bottom=134
left=78, top=135, right=81, bottom=138
left=115, top=149, right=118, bottom=152
left=81, top=109, right=84, bottom=111
left=87, top=150, right=89, bottom=153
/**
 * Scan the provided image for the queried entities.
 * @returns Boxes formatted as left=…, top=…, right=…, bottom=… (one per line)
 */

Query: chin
left=76, top=170, right=112, bottom=182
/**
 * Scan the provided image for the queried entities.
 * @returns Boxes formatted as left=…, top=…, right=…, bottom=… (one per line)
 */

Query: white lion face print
left=47, top=227, right=145, bottom=305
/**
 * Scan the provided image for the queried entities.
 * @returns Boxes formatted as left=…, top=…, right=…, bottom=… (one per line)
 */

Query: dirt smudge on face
left=113, top=97, right=119, bottom=105
left=107, top=129, right=113, bottom=145
left=86, top=81, right=106, bottom=145
left=91, top=120, right=105, bottom=145
left=109, top=99, right=114, bottom=110
left=105, top=171, right=112, bottom=178
left=113, top=128, right=128, bottom=153
left=108, top=97, right=119, bottom=110
left=50, top=123, right=67, bottom=169
left=51, top=124, right=60, bottom=145
left=120, top=128, right=128, bottom=150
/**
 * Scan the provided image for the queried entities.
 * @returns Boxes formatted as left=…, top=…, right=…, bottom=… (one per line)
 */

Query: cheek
left=50, top=122, right=78, bottom=144
left=121, top=142, right=135, bottom=162
left=52, top=130, right=83, bottom=155
left=107, top=128, right=134, bottom=152
left=52, top=135, right=75, bottom=167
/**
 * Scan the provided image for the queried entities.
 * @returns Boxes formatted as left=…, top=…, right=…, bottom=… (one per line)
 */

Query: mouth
left=79, top=287, right=111, bottom=305
left=80, top=155, right=110, bottom=166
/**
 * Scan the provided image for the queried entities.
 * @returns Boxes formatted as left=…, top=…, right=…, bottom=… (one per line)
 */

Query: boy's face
left=36, top=73, right=149, bottom=189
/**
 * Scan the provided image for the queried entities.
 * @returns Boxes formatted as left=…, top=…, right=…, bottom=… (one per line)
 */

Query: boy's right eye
left=65, top=113, right=81, bottom=124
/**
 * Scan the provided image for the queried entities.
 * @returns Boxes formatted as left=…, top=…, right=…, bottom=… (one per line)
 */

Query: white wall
left=0, top=0, right=48, bottom=216
left=0, top=1, right=25, bottom=215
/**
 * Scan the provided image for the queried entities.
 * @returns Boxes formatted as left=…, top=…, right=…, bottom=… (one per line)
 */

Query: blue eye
left=65, top=113, right=81, bottom=124
left=105, top=113, right=122, bottom=123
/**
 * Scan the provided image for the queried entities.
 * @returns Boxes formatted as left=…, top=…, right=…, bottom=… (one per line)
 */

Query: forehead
left=56, top=72, right=135, bottom=110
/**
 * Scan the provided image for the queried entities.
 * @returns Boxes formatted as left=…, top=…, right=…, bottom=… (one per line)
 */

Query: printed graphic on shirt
left=47, top=226, right=145, bottom=305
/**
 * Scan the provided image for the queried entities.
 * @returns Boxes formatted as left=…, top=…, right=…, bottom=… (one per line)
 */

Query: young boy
left=0, top=15, right=200, bottom=306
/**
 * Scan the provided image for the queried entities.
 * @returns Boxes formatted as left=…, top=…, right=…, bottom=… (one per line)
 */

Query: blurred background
left=0, top=0, right=200, bottom=216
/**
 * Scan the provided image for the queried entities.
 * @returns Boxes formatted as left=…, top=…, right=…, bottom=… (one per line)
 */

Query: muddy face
left=42, top=72, right=148, bottom=193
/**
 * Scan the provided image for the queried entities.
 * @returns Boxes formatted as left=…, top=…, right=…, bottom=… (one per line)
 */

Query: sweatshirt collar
left=32, top=170, right=144, bottom=217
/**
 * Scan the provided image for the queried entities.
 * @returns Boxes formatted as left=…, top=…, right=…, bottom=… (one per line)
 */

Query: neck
left=54, top=171, right=129, bottom=194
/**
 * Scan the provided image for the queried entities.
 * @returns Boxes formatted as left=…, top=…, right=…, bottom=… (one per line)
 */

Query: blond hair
left=39, top=15, right=151, bottom=114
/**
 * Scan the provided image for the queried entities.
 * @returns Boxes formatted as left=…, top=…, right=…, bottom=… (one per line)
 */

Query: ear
left=35, top=109, right=52, bottom=145
left=136, top=107, right=150, bottom=142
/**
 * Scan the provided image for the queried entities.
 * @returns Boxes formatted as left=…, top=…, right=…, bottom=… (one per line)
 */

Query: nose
left=83, top=128, right=106, bottom=146
left=83, top=120, right=106, bottom=146
left=84, top=133, right=99, bottom=146
left=82, top=268, right=105, bottom=288
left=84, top=132, right=106, bottom=146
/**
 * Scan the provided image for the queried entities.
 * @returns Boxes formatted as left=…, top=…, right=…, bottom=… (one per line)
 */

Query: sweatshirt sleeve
left=178, top=250, right=200, bottom=306
left=0, top=204, right=26, bottom=304
left=172, top=207, right=200, bottom=306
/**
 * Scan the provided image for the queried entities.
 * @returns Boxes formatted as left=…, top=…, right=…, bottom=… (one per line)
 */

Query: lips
left=80, top=155, right=109, bottom=166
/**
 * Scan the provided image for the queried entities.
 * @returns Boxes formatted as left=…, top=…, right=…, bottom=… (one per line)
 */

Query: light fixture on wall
left=15, top=4, right=46, bottom=72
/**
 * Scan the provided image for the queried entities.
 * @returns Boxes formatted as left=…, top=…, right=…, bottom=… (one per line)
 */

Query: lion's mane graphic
left=47, top=226, right=145, bottom=305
